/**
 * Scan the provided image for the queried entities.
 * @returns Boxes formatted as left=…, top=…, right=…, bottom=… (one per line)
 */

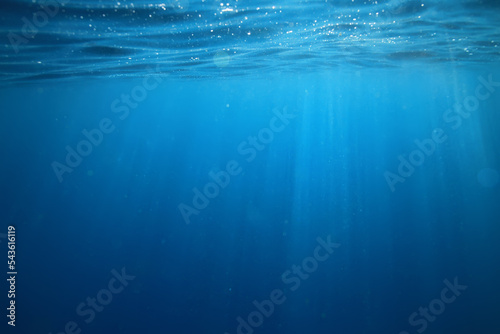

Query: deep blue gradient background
left=1, top=65, right=499, bottom=334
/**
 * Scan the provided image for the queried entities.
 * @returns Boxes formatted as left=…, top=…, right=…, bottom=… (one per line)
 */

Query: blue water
left=1, top=1, right=500, bottom=334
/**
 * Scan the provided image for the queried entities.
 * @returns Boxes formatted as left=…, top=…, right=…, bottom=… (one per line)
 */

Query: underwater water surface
left=0, top=1, right=499, bottom=334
